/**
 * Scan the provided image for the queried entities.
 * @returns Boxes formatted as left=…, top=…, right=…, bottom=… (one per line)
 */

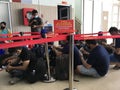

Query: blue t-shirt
left=0, top=49, right=5, bottom=55
left=115, top=38, right=120, bottom=48
left=87, top=45, right=110, bottom=76
left=62, top=44, right=81, bottom=69
left=0, top=29, right=9, bottom=38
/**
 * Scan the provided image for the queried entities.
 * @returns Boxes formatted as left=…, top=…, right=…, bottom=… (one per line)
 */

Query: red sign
left=22, top=8, right=34, bottom=26
left=12, top=0, right=21, bottom=2
left=54, top=20, right=74, bottom=33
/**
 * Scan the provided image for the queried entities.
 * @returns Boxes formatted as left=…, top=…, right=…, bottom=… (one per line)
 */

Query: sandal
left=113, top=65, right=120, bottom=70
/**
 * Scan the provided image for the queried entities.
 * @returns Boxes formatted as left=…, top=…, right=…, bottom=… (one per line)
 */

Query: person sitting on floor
left=6, top=47, right=36, bottom=84
left=52, top=35, right=82, bottom=80
left=109, top=27, right=120, bottom=70
left=76, top=40, right=110, bottom=78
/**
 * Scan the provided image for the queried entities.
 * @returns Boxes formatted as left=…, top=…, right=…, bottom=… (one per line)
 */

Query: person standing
left=29, top=9, right=43, bottom=35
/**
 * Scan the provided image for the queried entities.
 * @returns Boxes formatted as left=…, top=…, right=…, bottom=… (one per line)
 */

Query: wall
left=32, top=0, right=75, bottom=7
left=10, top=2, right=57, bottom=32
left=0, top=2, right=11, bottom=29
left=75, top=0, right=82, bottom=21
left=93, top=0, right=102, bottom=33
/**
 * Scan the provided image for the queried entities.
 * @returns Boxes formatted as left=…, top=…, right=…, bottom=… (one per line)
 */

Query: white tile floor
left=0, top=66, right=120, bottom=90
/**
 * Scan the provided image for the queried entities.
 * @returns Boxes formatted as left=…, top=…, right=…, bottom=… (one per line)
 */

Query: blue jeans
left=78, top=65, right=101, bottom=78
left=9, top=70, right=26, bottom=79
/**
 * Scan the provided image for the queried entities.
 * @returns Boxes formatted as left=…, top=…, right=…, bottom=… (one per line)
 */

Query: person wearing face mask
left=29, top=9, right=43, bottom=35
left=0, top=22, right=11, bottom=37
left=0, top=21, right=11, bottom=42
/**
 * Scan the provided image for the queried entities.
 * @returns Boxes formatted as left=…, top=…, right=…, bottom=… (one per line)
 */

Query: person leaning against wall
left=29, top=9, right=44, bottom=35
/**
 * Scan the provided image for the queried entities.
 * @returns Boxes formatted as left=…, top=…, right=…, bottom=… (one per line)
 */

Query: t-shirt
left=0, top=28, right=10, bottom=38
left=115, top=38, right=120, bottom=48
left=18, top=47, right=37, bottom=71
left=62, top=44, right=81, bottom=69
left=29, top=17, right=43, bottom=33
left=87, top=45, right=110, bottom=76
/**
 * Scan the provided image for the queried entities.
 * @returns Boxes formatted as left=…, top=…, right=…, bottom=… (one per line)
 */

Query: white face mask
left=35, top=15, right=39, bottom=18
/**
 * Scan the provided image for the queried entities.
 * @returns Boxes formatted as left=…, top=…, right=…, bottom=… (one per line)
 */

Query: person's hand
left=33, top=25, right=37, bottom=28
left=7, top=60, right=12, bottom=64
left=33, top=19, right=37, bottom=22
left=115, top=48, right=120, bottom=55
left=52, top=45, right=56, bottom=51
left=79, top=51, right=84, bottom=60
left=6, top=64, right=13, bottom=71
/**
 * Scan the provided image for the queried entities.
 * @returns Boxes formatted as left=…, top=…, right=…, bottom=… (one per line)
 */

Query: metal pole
left=44, top=35, right=55, bottom=83
left=64, top=34, right=77, bottom=90
left=69, top=34, right=74, bottom=90
left=45, top=42, right=51, bottom=80
left=82, top=0, right=85, bottom=34
left=91, top=0, right=94, bottom=33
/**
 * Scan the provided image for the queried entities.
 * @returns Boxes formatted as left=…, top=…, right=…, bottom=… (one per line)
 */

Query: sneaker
left=0, top=68, right=2, bottom=71
left=113, top=65, right=120, bottom=70
left=8, top=77, right=21, bottom=85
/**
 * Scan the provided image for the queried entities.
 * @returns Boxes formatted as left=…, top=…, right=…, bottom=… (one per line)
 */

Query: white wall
left=84, top=0, right=93, bottom=34
left=102, top=0, right=113, bottom=29
left=83, top=0, right=102, bottom=34
left=21, top=0, right=32, bottom=4
left=93, top=0, right=102, bottom=33
left=75, top=0, right=82, bottom=20
left=0, top=2, right=11, bottom=29
left=32, top=0, right=74, bottom=7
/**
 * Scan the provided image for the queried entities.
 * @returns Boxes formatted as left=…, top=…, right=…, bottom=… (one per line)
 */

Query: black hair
left=1, top=21, right=6, bottom=25
left=109, top=27, right=118, bottom=33
left=86, top=40, right=97, bottom=45
left=32, top=9, right=38, bottom=15
left=15, top=46, right=23, bottom=50
left=98, top=31, right=103, bottom=36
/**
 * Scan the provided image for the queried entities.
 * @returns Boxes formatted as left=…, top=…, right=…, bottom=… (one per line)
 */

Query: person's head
left=98, top=31, right=103, bottom=36
left=0, top=21, right=6, bottom=30
left=15, top=47, right=23, bottom=55
left=85, top=40, right=98, bottom=50
left=32, top=9, right=38, bottom=17
left=109, top=27, right=119, bottom=35
left=60, top=35, right=71, bottom=45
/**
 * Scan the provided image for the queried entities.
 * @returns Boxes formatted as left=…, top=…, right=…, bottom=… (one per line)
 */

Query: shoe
left=0, top=68, right=3, bottom=71
left=9, top=80, right=15, bottom=85
left=8, top=77, right=21, bottom=85
left=113, top=65, right=120, bottom=70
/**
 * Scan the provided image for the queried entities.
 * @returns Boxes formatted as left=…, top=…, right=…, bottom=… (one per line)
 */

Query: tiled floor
left=0, top=66, right=120, bottom=90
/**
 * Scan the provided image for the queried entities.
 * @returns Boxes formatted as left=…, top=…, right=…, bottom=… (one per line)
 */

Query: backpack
left=26, top=58, right=47, bottom=83
left=55, top=54, right=69, bottom=80
left=49, top=49, right=56, bottom=67
left=31, top=45, right=45, bottom=58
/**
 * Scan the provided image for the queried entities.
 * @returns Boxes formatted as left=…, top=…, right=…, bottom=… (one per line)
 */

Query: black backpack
left=55, top=54, right=69, bottom=80
left=31, top=45, right=45, bottom=58
left=26, top=58, right=47, bottom=83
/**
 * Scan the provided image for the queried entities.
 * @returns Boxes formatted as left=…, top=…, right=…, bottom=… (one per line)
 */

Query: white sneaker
left=8, top=77, right=21, bottom=85
left=0, top=68, right=2, bottom=71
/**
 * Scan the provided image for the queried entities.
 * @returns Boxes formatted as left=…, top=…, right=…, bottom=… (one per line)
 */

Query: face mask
left=35, top=15, right=39, bottom=18
left=1, top=26, right=5, bottom=30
